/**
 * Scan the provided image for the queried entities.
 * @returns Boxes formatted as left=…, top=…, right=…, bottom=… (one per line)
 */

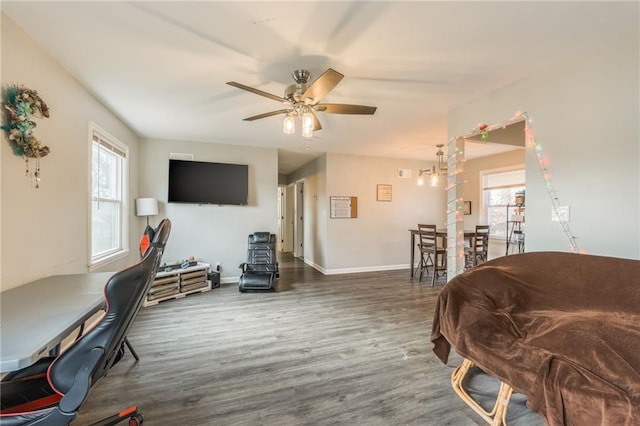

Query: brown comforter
left=431, top=252, right=640, bottom=426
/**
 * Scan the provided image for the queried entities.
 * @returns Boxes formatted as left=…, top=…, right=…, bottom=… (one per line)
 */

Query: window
left=90, top=122, right=129, bottom=269
left=482, top=169, right=525, bottom=239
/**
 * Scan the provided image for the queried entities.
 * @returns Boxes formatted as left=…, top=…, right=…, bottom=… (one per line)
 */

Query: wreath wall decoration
left=2, top=84, right=50, bottom=188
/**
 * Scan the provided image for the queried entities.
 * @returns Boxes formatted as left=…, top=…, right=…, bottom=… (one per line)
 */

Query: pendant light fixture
left=418, top=144, right=447, bottom=187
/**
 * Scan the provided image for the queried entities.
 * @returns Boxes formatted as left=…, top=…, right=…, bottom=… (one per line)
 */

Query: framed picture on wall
left=377, top=184, right=392, bottom=201
left=463, top=201, right=472, bottom=215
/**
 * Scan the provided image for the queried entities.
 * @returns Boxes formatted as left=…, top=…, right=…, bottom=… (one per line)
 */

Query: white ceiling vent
left=397, top=169, right=412, bottom=179
left=169, top=153, right=194, bottom=161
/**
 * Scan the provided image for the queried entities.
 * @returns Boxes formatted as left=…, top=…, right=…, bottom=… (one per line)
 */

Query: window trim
left=88, top=121, right=129, bottom=270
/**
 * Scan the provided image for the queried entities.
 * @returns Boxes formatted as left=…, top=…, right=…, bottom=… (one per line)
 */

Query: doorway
left=277, top=186, right=286, bottom=252
left=294, top=180, right=304, bottom=259
left=447, top=116, right=526, bottom=277
left=281, top=184, right=295, bottom=253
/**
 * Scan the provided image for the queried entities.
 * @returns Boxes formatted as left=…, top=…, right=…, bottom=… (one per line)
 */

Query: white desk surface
left=0, top=272, right=113, bottom=373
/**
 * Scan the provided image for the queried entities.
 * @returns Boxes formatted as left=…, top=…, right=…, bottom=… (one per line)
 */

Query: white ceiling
left=2, top=1, right=636, bottom=174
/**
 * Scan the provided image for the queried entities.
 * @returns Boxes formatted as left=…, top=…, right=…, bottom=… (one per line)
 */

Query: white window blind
left=89, top=122, right=129, bottom=268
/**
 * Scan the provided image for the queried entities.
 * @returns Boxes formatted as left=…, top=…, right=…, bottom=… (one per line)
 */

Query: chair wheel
left=129, top=414, right=143, bottom=425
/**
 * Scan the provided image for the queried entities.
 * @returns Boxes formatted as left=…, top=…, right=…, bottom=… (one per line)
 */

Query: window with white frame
left=482, top=169, right=525, bottom=239
left=90, top=122, right=129, bottom=268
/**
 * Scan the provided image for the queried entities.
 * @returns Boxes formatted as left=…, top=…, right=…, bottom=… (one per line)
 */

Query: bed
left=431, top=251, right=640, bottom=425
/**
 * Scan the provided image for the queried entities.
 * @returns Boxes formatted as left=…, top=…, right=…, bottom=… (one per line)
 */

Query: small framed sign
left=377, top=184, right=392, bottom=202
left=463, top=201, right=472, bottom=215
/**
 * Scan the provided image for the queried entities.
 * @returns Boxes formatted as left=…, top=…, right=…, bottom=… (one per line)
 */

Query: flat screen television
left=168, top=159, right=248, bottom=205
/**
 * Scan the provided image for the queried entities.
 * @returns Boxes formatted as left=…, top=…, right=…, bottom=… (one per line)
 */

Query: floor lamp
left=135, top=197, right=158, bottom=257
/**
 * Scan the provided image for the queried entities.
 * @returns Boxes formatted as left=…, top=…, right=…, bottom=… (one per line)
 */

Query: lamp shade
left=135, top=198, right=158, bottom=217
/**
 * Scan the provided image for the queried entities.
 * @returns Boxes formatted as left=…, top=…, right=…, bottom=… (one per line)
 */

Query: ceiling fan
left=226, top=68, right=377, bottom=137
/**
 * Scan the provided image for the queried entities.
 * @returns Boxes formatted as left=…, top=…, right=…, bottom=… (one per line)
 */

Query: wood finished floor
left=76, top=254, right=482, bottom=426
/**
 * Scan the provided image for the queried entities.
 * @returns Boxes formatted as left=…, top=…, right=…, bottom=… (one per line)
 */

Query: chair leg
left=431, top=253, right=438, bottom=286
left=432, top=252, right=446, bottom=286
left=124, top=337, right=139, bottom=361
left=451, top=358, right=513, bottom=426
left=419, top=253, right=433, bottom=282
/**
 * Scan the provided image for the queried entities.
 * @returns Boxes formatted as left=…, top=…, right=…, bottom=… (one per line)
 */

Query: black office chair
left=238, top=232, right=279, bottom=292
left=0, top=219, right=171, bottom=426
left=116, top=218, right=172, bottom=364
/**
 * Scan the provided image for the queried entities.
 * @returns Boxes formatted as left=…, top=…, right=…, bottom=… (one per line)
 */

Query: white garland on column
left=446, top=136, right=466, bottom=277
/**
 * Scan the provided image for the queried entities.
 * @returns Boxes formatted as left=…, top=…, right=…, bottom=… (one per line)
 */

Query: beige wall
left=449, top=28, right=639, bottom=259
left=1, top=14, right=141, bottom=290
left=138, top=138, right=278, bottom=282
left=289, top=153, right=446, bottom=273
left=326, top=153, right=446, bottom=273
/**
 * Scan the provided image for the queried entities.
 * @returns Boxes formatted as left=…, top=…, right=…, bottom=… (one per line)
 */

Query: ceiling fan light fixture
left=228, top=68, right=376, bottom=138
left=302, top=110, right=314, bottom=131
left=283, top=114, right=295, bottom=134
left=302, top=123, right=314, bottom=138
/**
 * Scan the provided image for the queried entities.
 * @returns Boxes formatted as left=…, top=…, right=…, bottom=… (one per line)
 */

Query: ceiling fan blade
left=302, top=68, right=344, bottom=105
left=243, top=109, right=291, bottom=121
left=227, top=81, right=288, bottom=104
left=314, top=103, right=377, bottom=115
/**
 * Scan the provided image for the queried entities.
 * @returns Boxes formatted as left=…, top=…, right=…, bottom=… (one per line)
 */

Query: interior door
left=277, top=186, right=285, bottom=252
left=284, top=184, right=295, bottom=252
left=294, top=181, right=304, bottom=258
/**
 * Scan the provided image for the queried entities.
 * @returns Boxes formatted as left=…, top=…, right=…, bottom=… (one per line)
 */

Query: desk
left=409, top=229, right=475, bottom=277
left=0, top=272, right=112, bottom=373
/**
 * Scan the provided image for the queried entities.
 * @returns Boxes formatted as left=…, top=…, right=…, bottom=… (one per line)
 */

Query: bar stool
left=417, top=224, right=446, bottom=285
left=465, top=225, right=490, bottom=269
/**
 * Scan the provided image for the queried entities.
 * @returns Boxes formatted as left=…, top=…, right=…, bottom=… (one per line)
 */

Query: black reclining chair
left=0, top=219, right=171, bottom=426
left=238, top=232, right=279, bottom=292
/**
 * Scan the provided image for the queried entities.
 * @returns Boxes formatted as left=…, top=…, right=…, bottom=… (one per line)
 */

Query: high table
left=409, top=229, right=475, bottom=277
left=0, top=272, right=112, bottom=373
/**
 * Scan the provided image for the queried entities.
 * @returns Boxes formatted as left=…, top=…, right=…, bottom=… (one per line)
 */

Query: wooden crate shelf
left=145, top=262, right=211, bottom=307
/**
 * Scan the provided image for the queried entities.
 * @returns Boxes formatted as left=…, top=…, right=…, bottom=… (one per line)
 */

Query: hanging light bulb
left=302, top=111, right=314, bottom=129
left=302, top=109, right=314, bottom=138
left=283, top=114, right=295, bottom=134
left=417, top=173, right=425, bottom=186
left=430, top=166, right=439, bottom=187
left=302, top=124, right=314, bottom=138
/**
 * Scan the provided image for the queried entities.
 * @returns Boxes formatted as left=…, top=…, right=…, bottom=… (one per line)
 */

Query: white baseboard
left=303, top=258, right=327, bottom=274
left=324, top=263, right=410, bottom=275
left=304, top=258, right=410, bottom=275
left=221, top=276, right=239, bottom=284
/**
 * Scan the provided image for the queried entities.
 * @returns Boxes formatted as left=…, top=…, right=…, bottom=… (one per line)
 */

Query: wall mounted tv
left=168, top=159, right=248, bottom=205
